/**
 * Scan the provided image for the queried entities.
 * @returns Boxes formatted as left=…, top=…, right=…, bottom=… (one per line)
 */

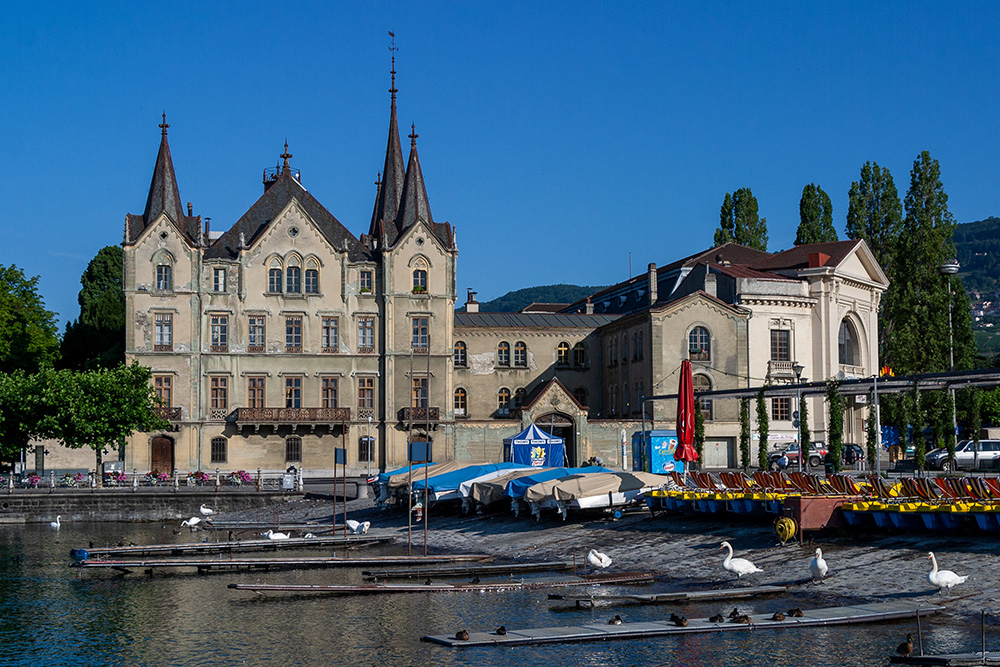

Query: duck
left=810, top=547, right=829, bottom=580
left=495, top=625, right=507, bottom=636
left=49, top=515, right=61, bottom=529
left=927, top=552, right=968, bottom=591
left=770, top=611, right=786, bottom=622
left=303, top=533, right=315, bottom=539
left=608, top=614, right=623, bottom=625
left=199, top=504, right=215, bottom=517
left=896, top=633, right=914, bottom=657
left=180, top=517, right=201, bottom=528
left=787, top=607, right=803, bottom=618
left=731, top=614, right=752, bottom=624
left=670, top=613, right=688, bottom=627
left=260, top=529, right=289, bottom=540
left=719, top=541, right=763, bottom=579
left=470, top=576, right=481, bottom=584
left=728, top=607, right=741, bottom=619
left=345, top=519, right=371, bottom=535
left=708, top=614, right=725, bottom=623
left=587, top=549, right=612, bottom=569
left=454, top=630, right=469, bottom=641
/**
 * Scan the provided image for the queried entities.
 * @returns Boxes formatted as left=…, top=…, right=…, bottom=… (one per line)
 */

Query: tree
left=882, top=152, right=976, bottom=375
left=715, top=188, right=768, bottom=251
left=799, top=396, right=811, bottom=467
left=60, top=246, right=125, bottom=370
left=693, top=401, right=705, bottom=469
left=865, top=398, right=878, bottom=470
left=907, top=383, right=925, bottom=470
left=846, top=162, right=902, bottom=272
left=755, top=388, right=769, bottom=469
left=826, top=379, right=844, bottom=472
left=0, top=371, right=44, bottom=461
left=739, top=398, right=751, bottom=469
left=795, top=183, right=838, bottom=245
left=0, top=265, right=60, bottom=373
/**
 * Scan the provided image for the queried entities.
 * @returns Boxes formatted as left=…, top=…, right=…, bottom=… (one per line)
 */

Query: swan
left=180, top=517, right=201, bottom=528
left=199, top=504, right=215, bottom=516
left=809, top=547, right=829, bottom=579
left=303, top=533, right=316, bottom=539
left=345, top=519, right=371, bottom=535
left=49, top=515, right=61, bottom=529
left=719, top=541, right=763, bottom=579
left=587, top=549, right=612, bottom=569
left=261, top=529, right=289, bottom=540
left=927, top=552, right=967, bottom=590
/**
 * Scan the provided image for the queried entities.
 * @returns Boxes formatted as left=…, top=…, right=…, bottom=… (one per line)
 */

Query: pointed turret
left=396, top=124, right=434, bottom=234
left=368, top=53, right=405, bottom=241
left=142, top=113, right=185, bottom=226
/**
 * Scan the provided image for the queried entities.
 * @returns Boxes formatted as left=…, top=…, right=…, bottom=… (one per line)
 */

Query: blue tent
left=505, top=466, right=611, bottom=498
left=503, top=423, right=566, bottom=467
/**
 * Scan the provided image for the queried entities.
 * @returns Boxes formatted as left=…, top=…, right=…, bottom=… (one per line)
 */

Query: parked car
left=768, top=442, right=828, bottom=468
left=925, top=439, right=1000, bottom=471
left=824, top=443, right=865, bottom=471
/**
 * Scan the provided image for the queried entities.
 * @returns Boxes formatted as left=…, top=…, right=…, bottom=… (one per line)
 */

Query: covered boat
left=410, top=462, right=528, bottom=504
left=506, top=467, right=611, bottom=517
left=549, top=471, right=668, bottom=519
left=468, top=468, right=556, bottom=511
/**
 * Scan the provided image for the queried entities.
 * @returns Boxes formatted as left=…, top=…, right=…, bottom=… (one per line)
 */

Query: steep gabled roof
left=751, top=240, right=859, bottom=272
left=205, top=165, right=371, bottom=262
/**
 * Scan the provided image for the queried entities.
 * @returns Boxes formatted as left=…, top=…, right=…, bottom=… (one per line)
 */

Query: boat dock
left=547, top=584, right=789, bottom=608
left=891, top=652, right=1000, bottom=665
left=75, top=534, right=394, bottom=559
left=363, top=561, right=575, bottom=580
left=72, top=554, right=494, bottom=573
left=228, top=570, right=654, bottom=595
left=422, top=600, right=942, bottom=647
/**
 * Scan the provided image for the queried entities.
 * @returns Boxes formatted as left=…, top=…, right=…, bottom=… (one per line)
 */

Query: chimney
left=204, top=217, right=211, bottom=238
left=704, top=264, right=717, bottom=298
left=808, top=252, right=831, bottom=268
left=585, top=297, right=594, bottom=315
left=465, top=288, right=479, bottom=313
left=647, top=263, right=658, bottom=305
left=187, top=202, right=193, bottom=217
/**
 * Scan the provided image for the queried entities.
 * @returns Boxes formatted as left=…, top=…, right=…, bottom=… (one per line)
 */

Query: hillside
left=955, top=216, right=1000, bottom=295
left=459, top=284, right=605, bottom=313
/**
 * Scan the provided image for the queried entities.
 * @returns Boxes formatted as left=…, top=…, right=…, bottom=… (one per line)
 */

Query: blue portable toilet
left=631, top=430, right=683, bottom=474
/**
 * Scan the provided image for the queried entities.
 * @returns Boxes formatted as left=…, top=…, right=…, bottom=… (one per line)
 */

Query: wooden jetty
left=228, top=571, right=655, bottom=595
left=891, top=652, right=1000, bottom=665
left=422, top=600, right=943, bottom=647
left=72, top=554, right=493, bottom=574
left=548, top=584, right=789, bottom=609
left=76, top=535, right=393, bottom=559
left=363, top=561, right=575, bottom=580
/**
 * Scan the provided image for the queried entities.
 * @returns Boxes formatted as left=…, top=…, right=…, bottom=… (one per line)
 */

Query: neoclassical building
left=114, top=69, right=889, bottom=477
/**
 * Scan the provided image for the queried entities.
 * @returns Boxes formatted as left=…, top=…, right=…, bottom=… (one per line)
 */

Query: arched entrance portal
left=150, top=436, right=174, bottom=475
left=534, top=412, right=576, bottom=467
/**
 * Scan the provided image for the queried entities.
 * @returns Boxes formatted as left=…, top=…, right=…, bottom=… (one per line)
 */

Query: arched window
left=412, top=258, right=428, bottom=293
left=155, top=264, right=172, bottom=291
left=453, top=341, right=467, bottom=367
left=497, top=388, right=511, bottom=416
left=621, top=336, right=629, bottom=361
left=454, top=388, right=467, bottom=416
left=609, top=384, right=617, bottom=415
left=304, top=259, right=319, bottom=294
left=636, top=331, right=643, bottom=359
left=514, top=342, right=527, bottom=367
left=689, top=326, right=710, bottom=361
left=573, top=387, right=587, bottom=406
left=838, top=319, right=858, bottom=366
left=572, top=342, right=586, bottom=367
left=514, top=387, right=526, bottom=408
left=608, top=338, right=617, bottom=365
left=557, top=342, right=570, bottom=365
left=497, top=341, right=510, bottom=367
left=268, top=259, right=283, bottom=294
left=285, top=436, right=302, bottom=463
left=693, top=373, right=713, bottom=420
left=286, top=266, right=301, bottom=293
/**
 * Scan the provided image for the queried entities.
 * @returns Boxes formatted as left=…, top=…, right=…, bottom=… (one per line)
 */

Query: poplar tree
left=846, top=162, right=902, bottom=272
left=756, top=388, right=769, bottom=469
left=795, top=183, right=838, bottom=245
left=739, top=398, right=751, bottom=469
left=715, top=188, right=768, bottom=251
left=799, top=397, right=811, bottom=466
left=693, top=403, right=705, bottom=470
left=826, top=379, right=844, bottom=472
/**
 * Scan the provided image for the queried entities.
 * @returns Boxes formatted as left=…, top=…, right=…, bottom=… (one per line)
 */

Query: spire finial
left=159, top=112, right=169, bottom=136
left=280, top=140, right=292, bottom=173
left=408, top=124, right=418, bottom=148
left=388, top=31, right=398, bottom=100
left=375, top=171, right=382, bottom=188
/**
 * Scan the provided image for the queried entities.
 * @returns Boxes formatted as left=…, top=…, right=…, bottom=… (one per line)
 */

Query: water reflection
left=0, top=522, right=996, bottom=666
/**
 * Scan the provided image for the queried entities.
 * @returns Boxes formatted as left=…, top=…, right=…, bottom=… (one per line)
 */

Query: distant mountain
left=955, top=216, right=1000, bottom=295
left=459, top=284, right=605, bottom=313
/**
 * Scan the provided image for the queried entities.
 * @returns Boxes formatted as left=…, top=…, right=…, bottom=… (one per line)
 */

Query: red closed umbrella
left=674, top=360, right=699, bottom=471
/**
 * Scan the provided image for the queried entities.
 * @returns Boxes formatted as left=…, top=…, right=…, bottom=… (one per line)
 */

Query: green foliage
left=461, top=284, right=607, bottom=313
left=795, top=183, right=837, bottom=245
left=799, top=396, right=810, bottom=464
left=866, top=395, right=878, bottom=467
left=954, top=216, right=1000, bottom=294
left=739, top=398, right=751, bottom=469
left=846, top=162, right=901, bottom=272
left=966, top=388, right=982, bottom=444
left=0, top=265, right=60, bottom=373
left=980, top=388, right=1000, bottom=426
left=907, top=383, right=926, bottom=470
left=693, top=403, right=705, bottom=469
left=0, top=371, right=44, bottom=459
left=755, top=387, right=769, bottom=469
left=715, top=188, right=768, bottom=251
left=60, top=246, right=126, bottom=370
left=826, top=379, right=844, bottom=473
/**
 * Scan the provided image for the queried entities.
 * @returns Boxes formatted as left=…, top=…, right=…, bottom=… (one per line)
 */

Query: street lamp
left=793, top=363, right=805, bottom=473
left=938, top=260, right=960, bottom=459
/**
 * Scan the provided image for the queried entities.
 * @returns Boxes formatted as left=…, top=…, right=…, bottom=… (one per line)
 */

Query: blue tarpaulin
left=410, top=462, right=525, bottom=494
left=505, top=466, right=612, bottom=498
left=503, top=423, right=566, bottom=467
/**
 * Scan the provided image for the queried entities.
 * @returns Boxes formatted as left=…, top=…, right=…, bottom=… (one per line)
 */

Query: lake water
left=0, top=521, right=994, bottom=666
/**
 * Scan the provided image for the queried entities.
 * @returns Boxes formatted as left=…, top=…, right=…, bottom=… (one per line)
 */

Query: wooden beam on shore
left=363, top=561, right=575, bottom=580
left=72, top=554, right=494, bottom=573
left=228, top=571, right=654, bottom=595
left=890, top=650, right=1000, bottom=665
left=547, top=584, right=789, bottom=609
left=75, top=535, right=394, bottom=558
left=422, top=601, right=943, bottom=647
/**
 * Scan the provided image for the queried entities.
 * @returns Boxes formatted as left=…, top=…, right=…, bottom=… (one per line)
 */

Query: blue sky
left=3, top=2, right=998, bottom=327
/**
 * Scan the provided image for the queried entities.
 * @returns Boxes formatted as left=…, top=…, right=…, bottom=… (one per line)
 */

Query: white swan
left=587, top=549, right=612, bottom=569
left=49, top=515, right=61, bottom=529
left=345, top=519, right=371, bottom=535
left=261, top=529, right=289, bottom=540
left=927, top=552, right=967, bottom=590
left=809, top=547, right=829, bottom=579
left=180, top=517, right=202, bottom=528
left=199, top=504, right=215, bottom=516
left=720, top=541, right=763, bottom=578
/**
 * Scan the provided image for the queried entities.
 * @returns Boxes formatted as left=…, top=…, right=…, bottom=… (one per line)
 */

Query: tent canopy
left=503, top=423, right=566, bottom=467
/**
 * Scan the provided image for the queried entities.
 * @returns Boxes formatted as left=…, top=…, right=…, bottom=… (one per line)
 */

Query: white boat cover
left=470, top=468, right=555, bottom=506
left=524, top=474, right=591, bottom=504
left=457, top=466, right=534, bottom=499
left=386, top=461, right=482, bottom=490
left=551, top=472, right=668, bottom=502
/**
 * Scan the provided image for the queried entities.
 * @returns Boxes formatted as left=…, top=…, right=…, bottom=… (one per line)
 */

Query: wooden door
left=151, top=437, right=174, bottom=475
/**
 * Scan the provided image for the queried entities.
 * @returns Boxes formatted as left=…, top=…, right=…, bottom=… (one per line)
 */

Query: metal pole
left=367, top=415, right=372, bottom=478
left=874, top=372, right=881, bottom=476
left=796, top=386, right=802, bottom=473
